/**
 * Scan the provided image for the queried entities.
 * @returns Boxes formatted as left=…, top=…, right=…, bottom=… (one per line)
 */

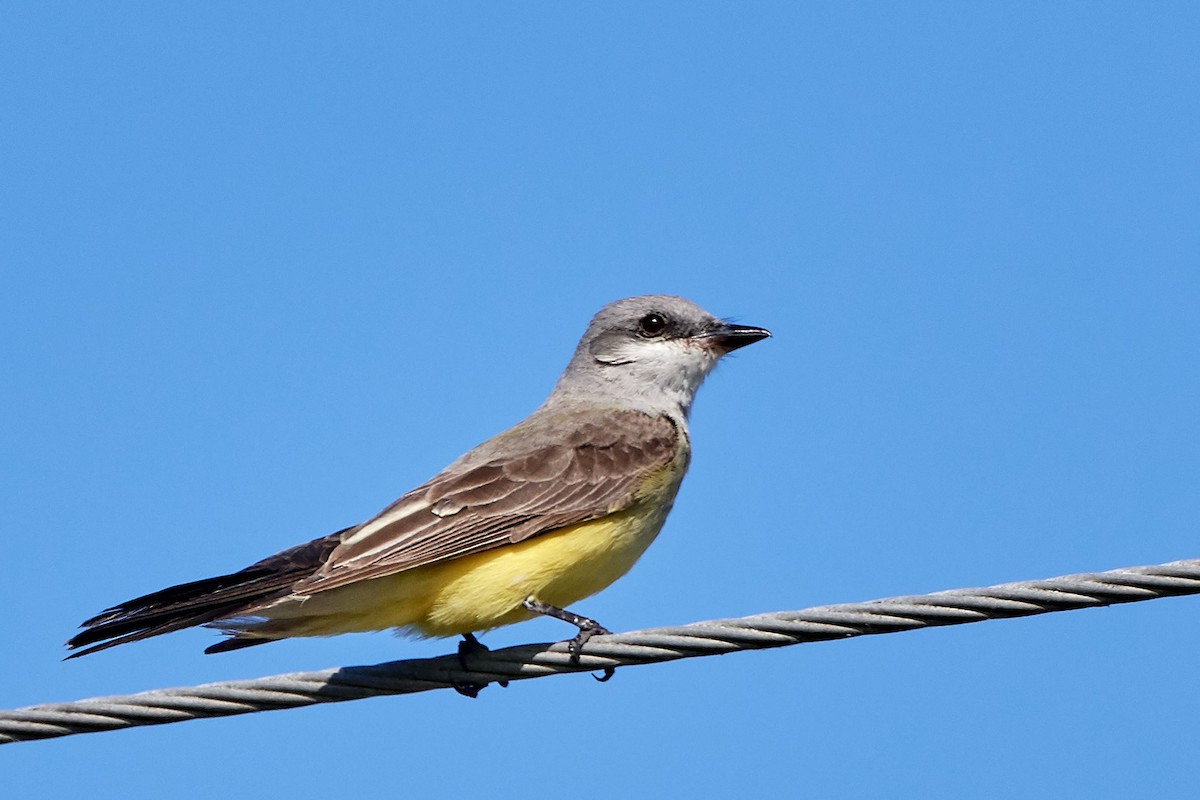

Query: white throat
left=548, top=338, right=722, bottom=421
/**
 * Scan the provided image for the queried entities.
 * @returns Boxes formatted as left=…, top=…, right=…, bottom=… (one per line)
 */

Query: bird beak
left=700, top=322, right=772, bottom=352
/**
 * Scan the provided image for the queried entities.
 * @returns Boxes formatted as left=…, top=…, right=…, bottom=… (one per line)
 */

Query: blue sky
left=4, top=3, right=1199, bottom=797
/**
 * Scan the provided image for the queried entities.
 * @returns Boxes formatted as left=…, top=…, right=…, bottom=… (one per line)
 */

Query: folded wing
left=293, top=409, right=680, bottom=594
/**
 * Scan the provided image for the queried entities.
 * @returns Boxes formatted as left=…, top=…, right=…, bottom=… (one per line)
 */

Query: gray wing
left=291, top=409, right=681, bottom=595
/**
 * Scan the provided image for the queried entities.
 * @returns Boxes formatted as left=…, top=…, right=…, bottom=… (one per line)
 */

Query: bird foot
left=454, top=633, right=509, bottom=696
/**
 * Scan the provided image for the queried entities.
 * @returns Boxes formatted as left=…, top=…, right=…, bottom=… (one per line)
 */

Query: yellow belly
left=248, top=475, right=681, bottom=639
left=417, top=498, right=671, bottom=636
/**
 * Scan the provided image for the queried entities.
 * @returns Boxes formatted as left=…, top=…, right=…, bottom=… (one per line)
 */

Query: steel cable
left=3, top=558, right=1197, bottom=745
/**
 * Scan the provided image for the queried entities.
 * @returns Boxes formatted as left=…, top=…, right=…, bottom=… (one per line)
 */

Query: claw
left=452, top=681, right=484, bottom=698
left=521, top=597, right=616, bottom=683
left=454, top=633, right=509, bottom=691
left=457, top=633, right=485, bottom=670
left=566, top=621, right=611, bottom=664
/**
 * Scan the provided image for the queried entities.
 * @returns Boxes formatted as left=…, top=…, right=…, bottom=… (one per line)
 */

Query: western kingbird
left=67, top=295, right=770, bottom=662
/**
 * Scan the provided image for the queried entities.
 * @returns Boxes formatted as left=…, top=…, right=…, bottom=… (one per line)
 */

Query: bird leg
left=452, top=633, right=508, bottom=697
left=522, top=598, right=616, bottom=682
left=457, top=632, right=487, bottom=669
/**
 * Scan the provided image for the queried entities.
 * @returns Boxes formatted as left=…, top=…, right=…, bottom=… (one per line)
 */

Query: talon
left=568, top=622, right=610, bottom=664
left=452, top=681, right=485, bottom=698
left=456, top=633, right=508, bottom=688
left=457, top=632, right=487, bottom=671
left=593, top=667, right=616, bottom=683
left=520, top=597, right=613, bottom=667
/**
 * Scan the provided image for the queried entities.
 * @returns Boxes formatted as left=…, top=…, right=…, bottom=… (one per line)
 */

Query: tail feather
left=66, top=528, right=348, bottom=658
left=204, top=635, right=276, bottom=655
left=80, top=570, right=274, bottom=628
left=66, top=602, right=263, bottom=659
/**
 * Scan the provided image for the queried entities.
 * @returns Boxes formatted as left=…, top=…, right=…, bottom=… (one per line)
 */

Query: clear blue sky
left=4, top=3, right=1199, bottom=797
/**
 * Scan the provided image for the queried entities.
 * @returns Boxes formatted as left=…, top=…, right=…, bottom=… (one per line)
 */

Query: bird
left=67, top=295, right=770, bottom=666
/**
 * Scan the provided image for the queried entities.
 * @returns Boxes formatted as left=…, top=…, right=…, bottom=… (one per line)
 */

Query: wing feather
left=292, top=410, right=680, bottom=595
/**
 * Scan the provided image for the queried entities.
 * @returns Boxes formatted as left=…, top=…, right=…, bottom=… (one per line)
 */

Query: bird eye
left=638, top=313, right=668, bottom=337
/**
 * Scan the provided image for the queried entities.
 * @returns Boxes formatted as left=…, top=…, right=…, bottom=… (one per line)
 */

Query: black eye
left=638, top=313, right=668, bottom=337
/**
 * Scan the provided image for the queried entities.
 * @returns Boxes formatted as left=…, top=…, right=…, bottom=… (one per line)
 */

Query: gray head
left=546, top=295, right=770, bottom=418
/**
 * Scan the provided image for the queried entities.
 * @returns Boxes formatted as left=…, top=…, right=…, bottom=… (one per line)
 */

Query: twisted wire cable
left=3, top=558, right=1198, bottom=745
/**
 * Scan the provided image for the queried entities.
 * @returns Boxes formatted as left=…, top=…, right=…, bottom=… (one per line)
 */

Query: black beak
left=701, top=322, right=772, bottom=352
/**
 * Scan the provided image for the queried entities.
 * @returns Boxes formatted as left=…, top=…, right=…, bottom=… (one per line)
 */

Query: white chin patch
left=622, top=338, right=720, bottom=390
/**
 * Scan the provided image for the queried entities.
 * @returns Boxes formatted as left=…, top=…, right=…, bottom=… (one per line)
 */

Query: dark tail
left=66, top=529, right=348, bottom=658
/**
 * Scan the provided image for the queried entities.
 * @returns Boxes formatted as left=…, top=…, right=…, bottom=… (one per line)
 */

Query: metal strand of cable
left=3, top=558, right=1198, bottom=745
